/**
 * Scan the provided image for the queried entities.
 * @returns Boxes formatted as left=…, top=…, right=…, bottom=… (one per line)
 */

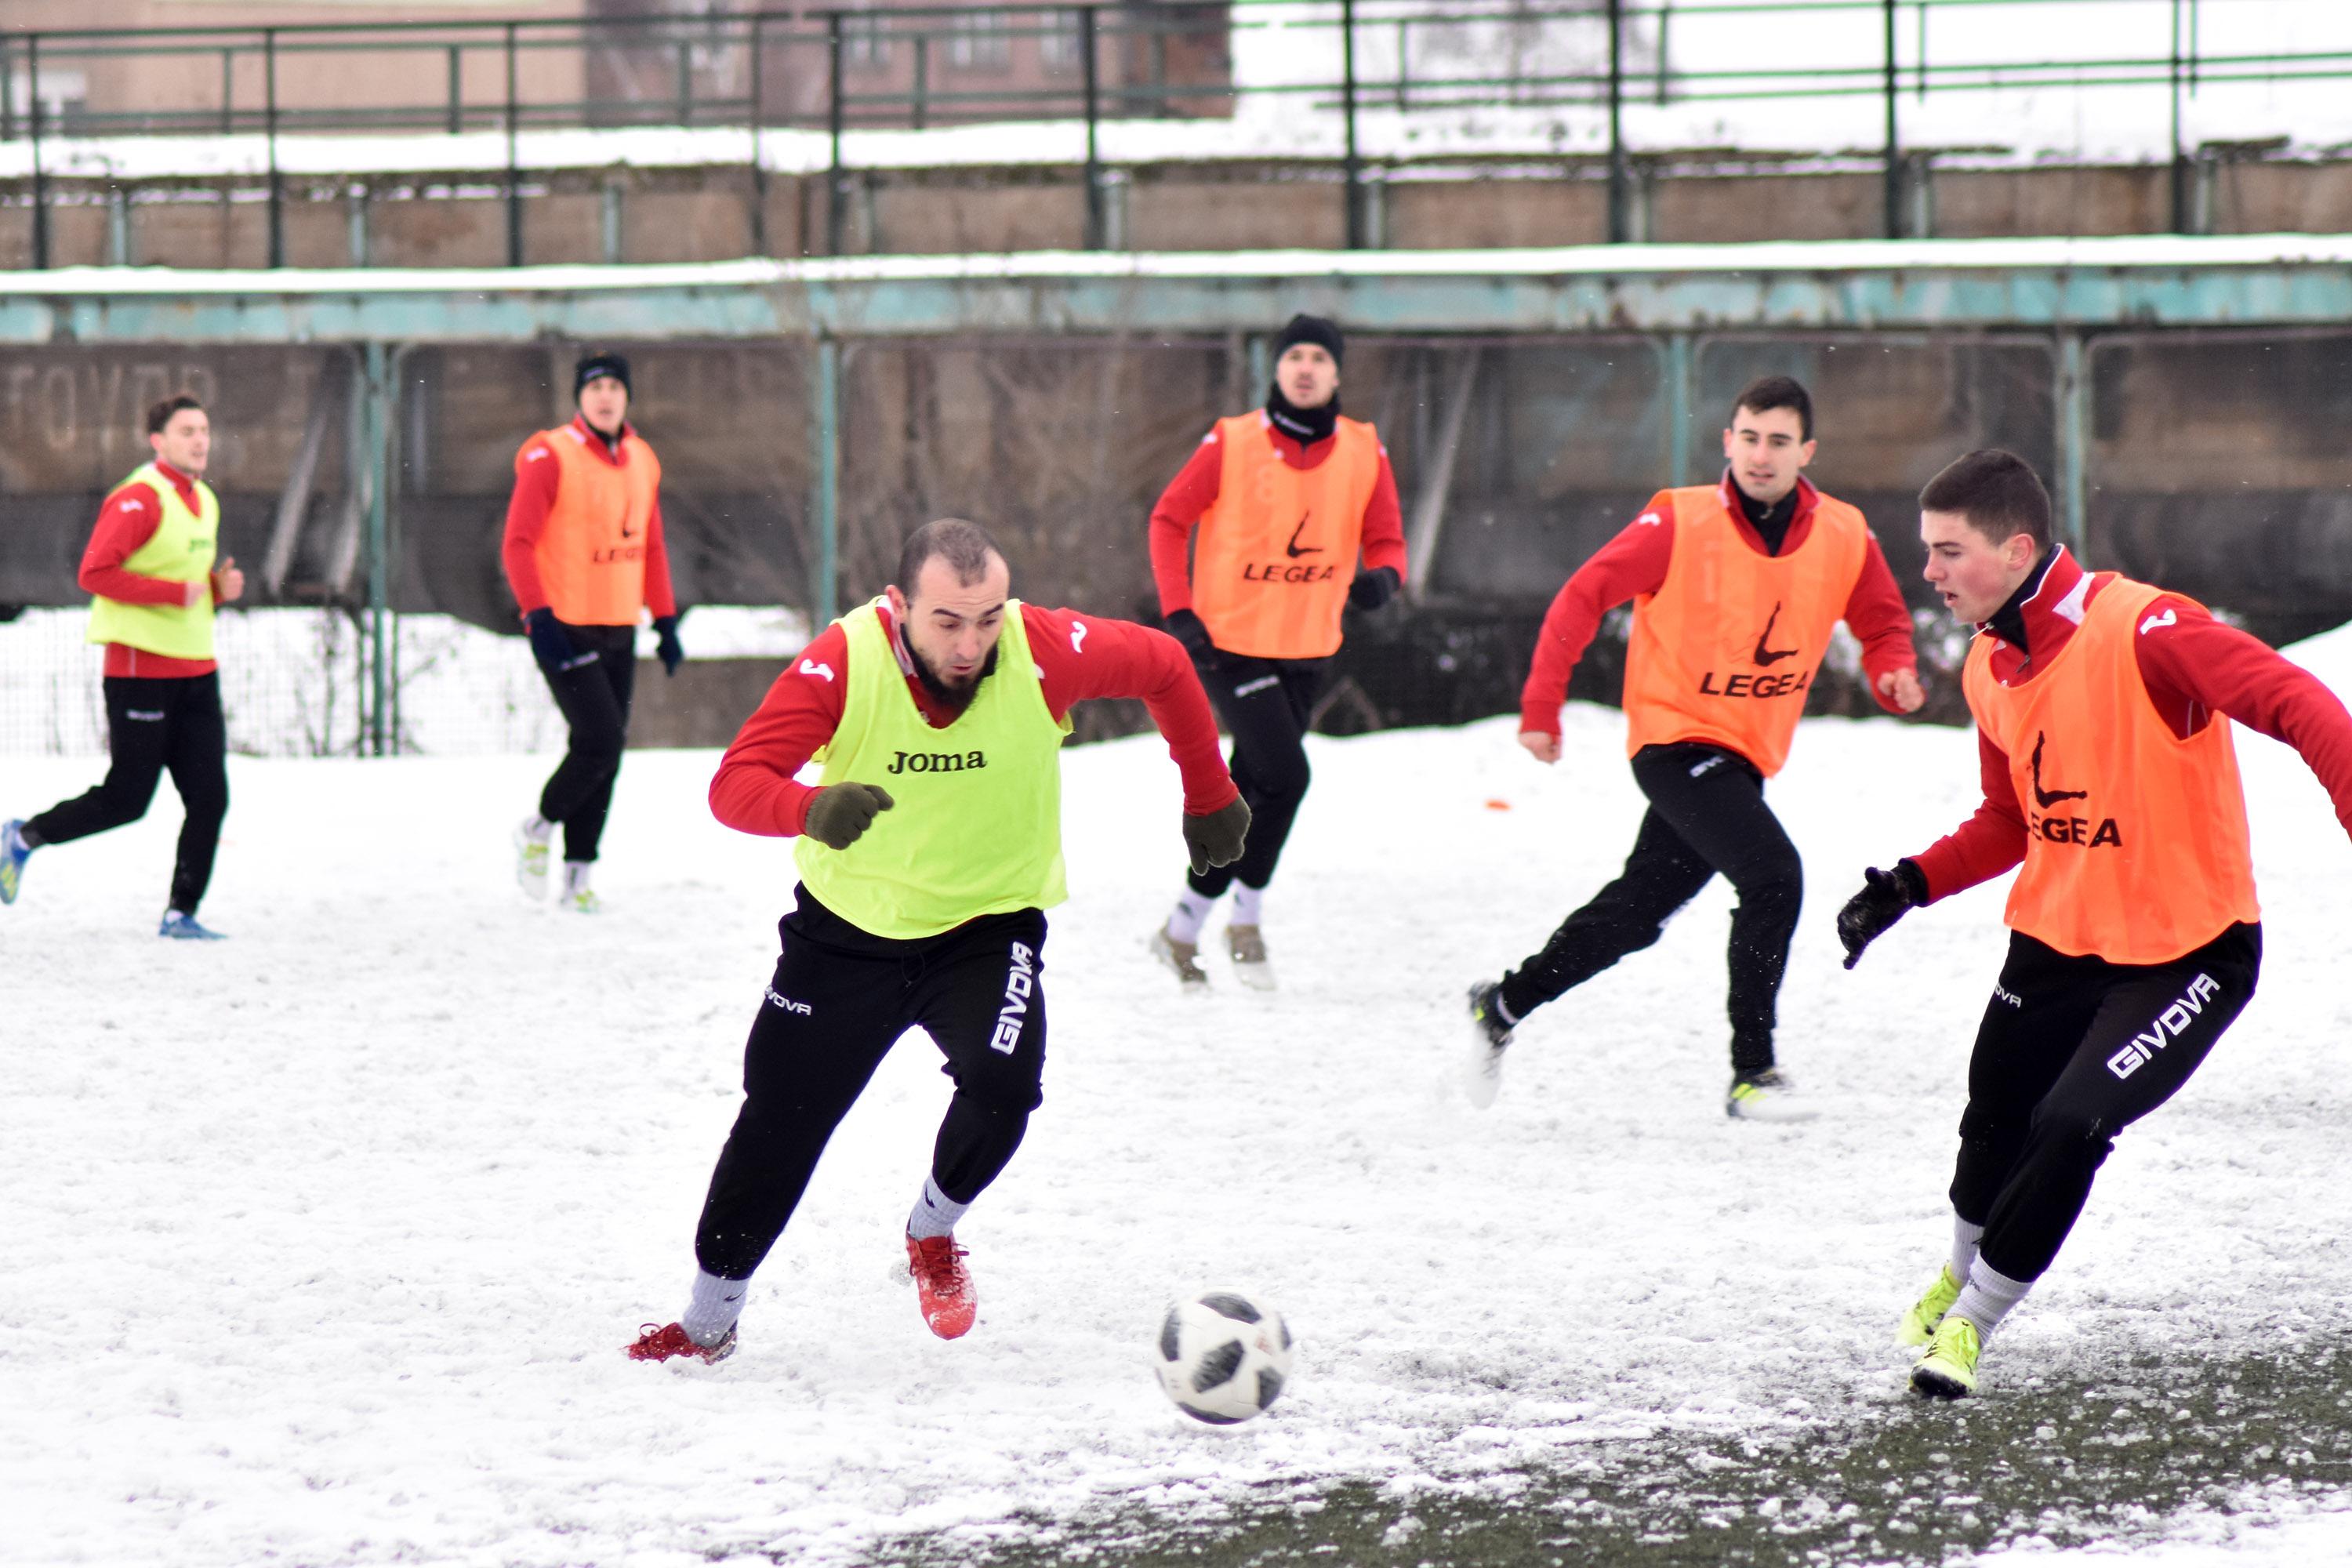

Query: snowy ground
left=7, top=629, right=2352, bottom=1566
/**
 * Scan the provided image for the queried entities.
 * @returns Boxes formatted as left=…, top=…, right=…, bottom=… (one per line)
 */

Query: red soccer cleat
left=906, top=1233, right=978, bottom=1340
left=625, top=1321, right=736, bottom=1364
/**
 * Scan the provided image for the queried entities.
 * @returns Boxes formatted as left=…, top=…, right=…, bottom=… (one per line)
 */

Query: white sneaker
left=1148, top=924, right=1209, bottom=989
left=1463, top=982, right=1514, bottom=1109
left=1226, top=924, right=1276, bottom=992
left=561, top=887, right=603, bottom=915
left=514, top=818, right=551, bottom=902
left=1726, top=1067, right=1818, bottom=1123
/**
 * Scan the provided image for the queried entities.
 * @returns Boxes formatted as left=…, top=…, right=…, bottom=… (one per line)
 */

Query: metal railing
left=0, top=0, right=2293, bottom=263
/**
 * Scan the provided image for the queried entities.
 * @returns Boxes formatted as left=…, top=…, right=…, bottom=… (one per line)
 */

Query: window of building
left=1039, top=9, right=1086, bottom=73
left=843, top=10, right=892, bottom=71
left=947, top=10, right=1012, bottom=71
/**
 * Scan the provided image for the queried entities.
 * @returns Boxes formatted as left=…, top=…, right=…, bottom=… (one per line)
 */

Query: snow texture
left=7, top=622, right=2352, bottom=1565
left=0, top=3, right=2342, bottom=187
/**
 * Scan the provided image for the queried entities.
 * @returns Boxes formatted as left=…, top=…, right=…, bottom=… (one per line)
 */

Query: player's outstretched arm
left=1518, top=496, right=1677, bottom=753
left=1842, top=729, right=2029, bottom=971
left=708, top=623, right=853, bottom=837
left=1024, top=604, right=1239, bottom=814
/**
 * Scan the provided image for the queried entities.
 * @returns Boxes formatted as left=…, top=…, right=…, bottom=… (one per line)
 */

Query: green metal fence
left=0, top=0, right=2296, bottom=263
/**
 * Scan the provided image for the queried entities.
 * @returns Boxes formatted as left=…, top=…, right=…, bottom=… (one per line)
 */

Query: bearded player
left=627, top=518, right=1247, bottom=1363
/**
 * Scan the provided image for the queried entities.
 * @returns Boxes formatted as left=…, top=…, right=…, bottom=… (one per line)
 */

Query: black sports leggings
left=694, top=888, right=1051, bottom=1282
left=1952, top=923, right=2259, bottom=1282
left=535, top=622, right=637, bottom=863
left=1498, top=741, right=1804, bottom=1076
left=1185, top=651, right=1326, bottom=899
left=28, top=673, right=228, bottom=915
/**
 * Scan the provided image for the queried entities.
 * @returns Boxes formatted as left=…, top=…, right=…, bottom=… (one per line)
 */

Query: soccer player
left=503, top=350, right=684, bottom=913
left=1836, top=449, right=2352, bottom=1399
left=1466, top=376, right=1925, bottom=1120
left=2, top=394, right=245, bottom=938
left=626, top=518, right=1248, bottom=1363
left=1145, top=313, right=1407, bottom=989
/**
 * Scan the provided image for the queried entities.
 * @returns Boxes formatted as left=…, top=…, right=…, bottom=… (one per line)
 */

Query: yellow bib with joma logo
left=794, top=599, right=1073, bottom=939
left=85, top=463, right=221, bottom=661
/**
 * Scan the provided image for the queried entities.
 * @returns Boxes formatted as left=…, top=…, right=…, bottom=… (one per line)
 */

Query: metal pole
left=29, top=35, right=46, bottom=270
left=221, top=48, right=234, bottom=135
left=1341, top=0, right=1363, bottom=249
left=364, top=342, right=392, bottom=757
left=749, top=13, right=768, bottom=256
left=1, top=37, right=13, bottom=142
left=1664, top=332, right=1693, bottom=483
left=1607, top=0, right=1628, bottom=243
left=813, top=338, right=840, bottom=627
left=1882, top=0, right=1901, bottom=238
left=506, top=22, right=523, bottom=266
left=2055, top=332, right=2089, bottom=552
left=827, top=12, right=846, bottom=256
left=266, top=28, right=283, bottom=268
left=1081, top=6, right=1104, bottom=249
left=2169, top=0, right=2190, bottom=232
left=446, top=43, right=463, bottom=135
left=913, top=36, right=928, bottom=131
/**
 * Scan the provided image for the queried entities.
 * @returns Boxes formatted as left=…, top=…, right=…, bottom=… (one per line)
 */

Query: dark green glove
left=804, top=782, right=895, bottom=850
left=1182, top=797, right=1252, bottom=876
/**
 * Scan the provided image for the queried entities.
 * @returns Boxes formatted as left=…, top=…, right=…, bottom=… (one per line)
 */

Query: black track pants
left=535, top=622, right=637, bottom=863
left=693, top=887, right=1051, bottom=1282
left=1952, top=923, right=2260, bottom=1283
left=1185, top=651, right=1326, bottom=899
left=1497, top=741, right=1804, bottom=1076
left=27, top=673, right=229, bottom=915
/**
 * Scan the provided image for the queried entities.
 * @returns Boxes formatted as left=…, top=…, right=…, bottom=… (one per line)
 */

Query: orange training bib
left=531, top=424, right=662, bottom=626
left=1963, top=574, right=2259, bottom=964
left=1620, top=485, right=1870, bottom=777
left=1190, top=413, right=1381, bottom=660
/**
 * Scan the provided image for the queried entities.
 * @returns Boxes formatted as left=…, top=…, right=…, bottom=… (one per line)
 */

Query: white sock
left=906, top=1175, right=969, bottom=1241
left=1951, top=1256, right=2034, bottom=1340
left=1949, top=1215, right=1985, bottom=1286
left=1232, top=884, right=1265, bottom=927
left=1165, top=888, right=1216, bottom=945
left=6, top=822, right=31, bottom=854
left=564, top=861, right=592, bottom=896
left=682, top=1269, right=746, bottom=1346
left=521, top=815, right=551, bottom=842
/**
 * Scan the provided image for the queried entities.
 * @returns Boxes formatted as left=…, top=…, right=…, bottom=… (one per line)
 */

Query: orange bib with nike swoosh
left=1620, top=485, right=1870, bottom=777
left=1190, top=413, right=1381, bottom=660
left=1962, top=573, right=2259, bottom=964
left=530, top=423, right=662, bottom=626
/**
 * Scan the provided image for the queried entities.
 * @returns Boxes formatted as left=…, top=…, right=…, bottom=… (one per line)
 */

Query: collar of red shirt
left=1715, top=470, right=1820, bottom=554
left=1980, top=543, right=2094, bottom=662
left=149, top=459, right=201, bottom=511
left=570, top=414, right=635, bottom=465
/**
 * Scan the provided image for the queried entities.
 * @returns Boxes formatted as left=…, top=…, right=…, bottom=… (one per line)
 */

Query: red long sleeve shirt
left=80, top=460, right=221, bottom=679
left=1519, top=475, right=1919, bottom=740
left=1149, top=415, right=1409, bottom=615
left=710, top=600, right=1240, bottom=840
left=501, top=416, right=678, bottom=622
left=1911, top=546, right=2352, bottom=901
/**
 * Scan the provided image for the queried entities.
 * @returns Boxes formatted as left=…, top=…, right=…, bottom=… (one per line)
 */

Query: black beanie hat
left=575, top=350, right=631, bottom=400
left=1272, top=313, right=1344, bottom=368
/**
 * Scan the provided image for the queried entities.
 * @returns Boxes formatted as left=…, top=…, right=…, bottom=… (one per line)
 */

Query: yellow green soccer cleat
left=1897, top=1263, right=1965, bottom=1347
left=1911, top=1315, right=1981, bottom=1399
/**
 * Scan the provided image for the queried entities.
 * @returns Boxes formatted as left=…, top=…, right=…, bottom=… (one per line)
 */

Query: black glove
left=804, top=782, right=895, bottom=851
left=1348, top=565, right=1399, bottom=612
left=524, top=608, right=590, bottom=671
left=1837, top=860, right=1929, bottom=970
left=1163, top=608, right=1218, bottom=666
left=1182, top=797, right=1252, bottom=876
left=653, top=614, right=684, bottom=677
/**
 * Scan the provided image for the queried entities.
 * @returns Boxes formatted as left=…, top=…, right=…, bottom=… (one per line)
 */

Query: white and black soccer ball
left=1153, top=1288, right=1294, bottom=1425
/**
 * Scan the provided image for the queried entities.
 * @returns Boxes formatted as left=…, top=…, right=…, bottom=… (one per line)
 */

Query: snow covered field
left=8, top=630, right=2352, bottom=1566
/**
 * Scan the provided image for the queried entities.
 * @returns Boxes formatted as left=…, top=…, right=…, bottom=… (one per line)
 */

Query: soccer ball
left=1153, top=1288, right=1294, bottom=1425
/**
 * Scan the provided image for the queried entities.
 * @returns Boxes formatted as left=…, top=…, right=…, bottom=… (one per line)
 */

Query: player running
left=626, top=518, right=1248, bottom=1363
left=503, top=350, right=684, bottom=913
left=1466, top=376, right=1925, bottom=1120
left=3, top=394, right=245, bottom=938
left=1145, top=313, right=1407, bottom=989
left=1836, top=449, right=2352, bottom=1399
